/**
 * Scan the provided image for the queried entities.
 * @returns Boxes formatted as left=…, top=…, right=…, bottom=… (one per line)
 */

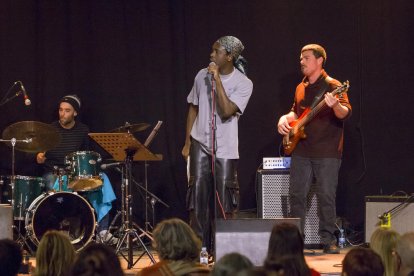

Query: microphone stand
left=210, top=75, right=219, bottom=255
left=0, top=81, right=22, bottom=106
left=109, top=166, right=169, bottom=237
left=377, top=194, right=414, bottom=228
left=115, top=148, right=155, bottom=268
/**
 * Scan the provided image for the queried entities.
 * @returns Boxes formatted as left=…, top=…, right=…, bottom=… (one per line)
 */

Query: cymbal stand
left=143, top=161, right=152, bottom=234
left=115, top=148, right=155, bottom=269
left=0, top=137, right=34, bottom=254
left=141, top=121, right=164, bottom=234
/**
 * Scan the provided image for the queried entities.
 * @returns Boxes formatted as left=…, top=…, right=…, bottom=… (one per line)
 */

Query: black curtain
left=1, top=0, right=413, bottom=230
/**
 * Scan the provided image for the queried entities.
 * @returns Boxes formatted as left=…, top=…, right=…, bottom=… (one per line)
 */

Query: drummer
left=36, top=95, right=117, bottom=242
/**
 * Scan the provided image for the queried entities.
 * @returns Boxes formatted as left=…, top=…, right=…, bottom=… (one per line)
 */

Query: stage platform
left=19, top=246, right=350, bottom=276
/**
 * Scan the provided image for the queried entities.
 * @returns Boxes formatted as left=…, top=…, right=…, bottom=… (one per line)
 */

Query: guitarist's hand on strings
left=324, top=92, right=339, bottom=108
left=325, top=92, right=349, bottom=119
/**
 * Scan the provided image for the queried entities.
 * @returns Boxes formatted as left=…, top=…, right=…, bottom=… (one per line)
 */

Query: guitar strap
left=309, top=76, right=333, bottom=109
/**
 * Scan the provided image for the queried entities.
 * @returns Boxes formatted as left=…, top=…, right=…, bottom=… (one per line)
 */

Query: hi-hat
left=110, top=122, right=150, bottom=133
left=2, top=121, right=61, bottom=153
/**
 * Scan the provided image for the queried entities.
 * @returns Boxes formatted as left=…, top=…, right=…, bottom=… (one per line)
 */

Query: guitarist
left=277, top=44, right=352, bottom=254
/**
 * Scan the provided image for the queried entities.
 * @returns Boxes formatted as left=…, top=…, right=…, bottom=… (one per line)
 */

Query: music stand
left=89, top=133, right=162, bottom=268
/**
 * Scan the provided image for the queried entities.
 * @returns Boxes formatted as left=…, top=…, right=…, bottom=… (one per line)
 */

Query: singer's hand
left=181, top=142, right=191, bottom=160
left=208, top=62, right=219, bottom=80
left=36, top=152, right=46, bottom=164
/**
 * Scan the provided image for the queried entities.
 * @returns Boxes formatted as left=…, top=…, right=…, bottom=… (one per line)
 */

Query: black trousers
left=289, top=156, right=341, bottom=245
left=186, top=139, right=239, bottom=253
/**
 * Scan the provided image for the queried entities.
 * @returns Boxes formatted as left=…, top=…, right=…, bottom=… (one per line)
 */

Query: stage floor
left=20, top=246, right=350, bottom=276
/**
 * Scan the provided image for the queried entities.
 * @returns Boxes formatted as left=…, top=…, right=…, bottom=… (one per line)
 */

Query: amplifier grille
left=257, top=169, right=321, bottom=246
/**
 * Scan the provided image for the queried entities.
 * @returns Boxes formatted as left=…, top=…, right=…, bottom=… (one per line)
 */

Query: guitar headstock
left=333, top=80, right=350, bottom=98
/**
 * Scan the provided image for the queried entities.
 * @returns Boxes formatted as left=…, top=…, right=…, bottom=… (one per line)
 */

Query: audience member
left=212, top=252, right=253, bottom=276
left=34, top=230, right=76, bottom=276
left=342, top=247, right=384, bottom=276
left=0, top=239, right=23, bottom=276
left=395, top=232, right=414, bottom=276
left=236, top=267, right=277, bottom=276
left=70, top=243, right=124, bottom=276
left=264, top=222, right=320, bottom=276
left=138, top=218, right=210, bottom=276
left=370, top=227, right=400, bottom=276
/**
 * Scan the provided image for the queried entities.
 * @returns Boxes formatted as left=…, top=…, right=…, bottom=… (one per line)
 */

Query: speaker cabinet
left=0, top=204, right=13, bottom=239
left=365, top=196, right=414, bottom=242
left=215, top=218, right=300, bottom=266
left=257, top=169, right=321, bottom=247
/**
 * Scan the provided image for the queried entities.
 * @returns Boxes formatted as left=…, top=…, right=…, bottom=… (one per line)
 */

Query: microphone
left=208, top=62, right=216, bottom=87
left=209, top=61, right=216, bottom=68
left=17, top=81, right=31, bottom=106
left=100, top=162, right=123, bottom=170
left=208, top=62, right=216, bottom=79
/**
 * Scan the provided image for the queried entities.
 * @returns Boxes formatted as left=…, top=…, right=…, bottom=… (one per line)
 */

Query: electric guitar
left=283, top=81, right=350, bottom=155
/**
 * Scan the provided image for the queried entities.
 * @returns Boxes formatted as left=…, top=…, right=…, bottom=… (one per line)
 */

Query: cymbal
left=110, top=122, right=150, bottom=133
left=2, top=121, right=61, bottom=153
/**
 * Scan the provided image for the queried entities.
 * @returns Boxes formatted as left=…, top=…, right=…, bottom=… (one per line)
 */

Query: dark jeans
left=289, top=156, right=341, bottom=245
left=186, top=139, right=239, bottom=253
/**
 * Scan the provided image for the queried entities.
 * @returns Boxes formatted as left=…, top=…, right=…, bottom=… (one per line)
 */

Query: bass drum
left=25, top=192, right=95, bottom=251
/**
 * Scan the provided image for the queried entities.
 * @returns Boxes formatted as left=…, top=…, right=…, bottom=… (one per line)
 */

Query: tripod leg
left=133, top=222, right=153, bottom=241
left=12, top=225, right=34, bottom=256
left=131, top=229, right=156, bottom=264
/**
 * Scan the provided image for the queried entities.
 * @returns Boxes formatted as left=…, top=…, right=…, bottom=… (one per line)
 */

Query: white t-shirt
left=187, top=67, right=253, bottom=159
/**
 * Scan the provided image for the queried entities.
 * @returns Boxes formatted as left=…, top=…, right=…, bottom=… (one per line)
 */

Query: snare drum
left=0, top=175, right=45, bottom=220
left=25, top=192, right=95, bottom=251
left=65, top=151, right=103, bottom=192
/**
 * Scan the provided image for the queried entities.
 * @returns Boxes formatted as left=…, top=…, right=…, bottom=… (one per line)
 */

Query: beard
left=59, top=117, right=74, bottom=127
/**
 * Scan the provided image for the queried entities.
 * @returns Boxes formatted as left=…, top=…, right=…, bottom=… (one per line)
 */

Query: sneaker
left=99, top=230, right=118, bottom=245
left=323, top=243, right=340, bottom=254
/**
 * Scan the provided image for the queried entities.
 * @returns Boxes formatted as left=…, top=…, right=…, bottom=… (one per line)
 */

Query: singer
left=182, top=36, right=253, bottom=257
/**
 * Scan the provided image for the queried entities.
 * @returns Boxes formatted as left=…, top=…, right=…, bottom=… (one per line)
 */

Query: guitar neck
left=296, top=99, right=327, bottom=129
left=295, top=81, right=349, bottom=130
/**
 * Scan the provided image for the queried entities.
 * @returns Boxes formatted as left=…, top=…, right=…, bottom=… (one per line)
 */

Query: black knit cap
left=60, top=95, right=81, bottom=112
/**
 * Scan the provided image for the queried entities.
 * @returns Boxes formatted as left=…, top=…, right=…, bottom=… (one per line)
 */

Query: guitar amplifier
left=257, top=169, right=321, bottom=247
left=365, top=196, right=414, bottom=242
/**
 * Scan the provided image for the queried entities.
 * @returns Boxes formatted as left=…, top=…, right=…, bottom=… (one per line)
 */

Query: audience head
left=0, top=239, right=23, bottom=276
left=212, top=252, right=253, bottom=276
left=370, top=227, right=400, bottom=276
left=35, top=230, right=76, bottom=276
left=342, top=247, right=384, bottom=276
left=236, top=267, right=281, bottom=276
left=395, top=231, right=414, bottom=276
left=70, top=243, right=124, bottom=276
left=152, top=218, right=201, bottom=262
left=266, top=255, right=310, bottom=276
left=264, top=222, right=310, bottom=275
left=266, top=222, right=304, bottom=260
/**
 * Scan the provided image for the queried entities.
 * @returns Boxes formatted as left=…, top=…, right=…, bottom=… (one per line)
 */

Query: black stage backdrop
left=1, top=1, right=413, bottom=232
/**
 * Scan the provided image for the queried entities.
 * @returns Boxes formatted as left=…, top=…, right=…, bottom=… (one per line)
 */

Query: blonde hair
left=370, top=227, right=400, bottom=276
left=35, top=230, right=76, bottom=276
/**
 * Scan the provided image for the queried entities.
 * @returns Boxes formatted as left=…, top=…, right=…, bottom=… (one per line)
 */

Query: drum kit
left=1, top=120, right=164, bottom=261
